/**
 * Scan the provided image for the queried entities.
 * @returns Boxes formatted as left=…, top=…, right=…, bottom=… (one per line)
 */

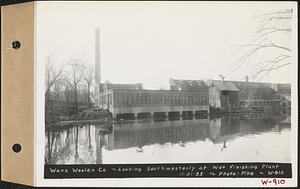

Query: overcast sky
left=37, top=1, right=296, bottom=89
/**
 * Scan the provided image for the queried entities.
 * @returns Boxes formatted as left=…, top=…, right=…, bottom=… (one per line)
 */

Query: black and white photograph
left=36, top=1, right=297, bottom=187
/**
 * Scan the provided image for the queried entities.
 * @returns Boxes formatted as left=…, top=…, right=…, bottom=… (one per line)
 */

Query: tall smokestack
left=95, top=28, right=101, bottom=87
left=94, top=28, right=101, bottom=106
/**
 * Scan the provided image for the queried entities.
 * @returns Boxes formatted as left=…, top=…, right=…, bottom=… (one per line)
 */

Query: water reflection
left=45, top=114, right=291, bottom=165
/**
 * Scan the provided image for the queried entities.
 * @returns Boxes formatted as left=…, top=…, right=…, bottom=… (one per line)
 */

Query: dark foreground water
left=45, top=113, right=291, bottom=165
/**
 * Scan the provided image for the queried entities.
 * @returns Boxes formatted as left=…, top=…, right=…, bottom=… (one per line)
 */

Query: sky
left=37, top=1, right=297, bottom=90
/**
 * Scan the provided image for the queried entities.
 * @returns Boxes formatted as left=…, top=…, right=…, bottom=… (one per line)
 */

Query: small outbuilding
left=206, top=80, right=240, bottom=111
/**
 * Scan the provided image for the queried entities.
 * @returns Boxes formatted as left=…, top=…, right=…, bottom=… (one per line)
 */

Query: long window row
left=114, top=92, right=208, bottom=106
left=240, top=100, right=280, bottom=107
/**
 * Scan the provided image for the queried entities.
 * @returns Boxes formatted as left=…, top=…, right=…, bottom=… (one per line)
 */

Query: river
left=45, top=113, right=291, bottom=165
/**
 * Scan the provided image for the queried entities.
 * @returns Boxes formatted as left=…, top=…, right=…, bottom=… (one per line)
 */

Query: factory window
left=176, top=95, right=180, bottom=104
left=141, top=94, right=146, bottom=104
left=120, top=94, right=124, bottom=105
left=180, top=95, right=185, bottom=104
left=188, top=94, right=193, bottom=104
left=128, top=93, right=132, bottom=105
left=156, top=94, right=160, bottom=104
left=171, top=94, right=175, bottom=104
left=198, top=94, right=202, bottom=104
left=186, top=94, right=189, bottom=104
left=157, top=94, right=160, bottom=104
left=152, top=94, right=156, bottom=104
left=146, top=94, right=151, bottom=104
left=132, top=93, right=136, bottom=104
left=167, top=94, right=171, bottom=104
left=108, top=94, right=112, bottom=105
left=198, top=94, right=202, bottom=103
left=123, top=94, right=128, bottom=105
left=103, top=94, right=107, bottom=105
left=117, top=94, right=121, bottom=105
left=192, top=94, right=196, bottom=104
left=136, top=94, right=139, bottom=104
left=162, top=94, right=166, bottom=104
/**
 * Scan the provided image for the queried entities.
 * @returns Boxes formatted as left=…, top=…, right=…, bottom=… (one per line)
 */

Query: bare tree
left=45, top=56, right=68, bottom=97
left=69, top=56, right=86, bottom=113
left=53, top=78, right=64, bottom=105
left=234, top=9, right=293, bottom=81
left=45, top=56, right=69, bottom=116
left=83, top=65, right=94, bottom=108
left=61, top=74, right=73, bottom=113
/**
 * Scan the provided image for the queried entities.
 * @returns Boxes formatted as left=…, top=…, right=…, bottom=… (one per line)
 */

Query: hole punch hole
left=11, top=41, right=21, bottom=50
left=12, top=143, right=22, bottom=153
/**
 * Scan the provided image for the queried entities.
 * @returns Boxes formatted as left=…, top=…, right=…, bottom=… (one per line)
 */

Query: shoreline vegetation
left=45, top=108, right=113, bottom=130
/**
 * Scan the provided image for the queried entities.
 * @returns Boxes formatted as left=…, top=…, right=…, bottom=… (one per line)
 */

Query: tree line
left=45, top=55, right=95, bottom=120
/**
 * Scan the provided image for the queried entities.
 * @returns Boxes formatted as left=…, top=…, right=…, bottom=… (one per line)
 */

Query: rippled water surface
left=45, top=114, right=291, bottom=164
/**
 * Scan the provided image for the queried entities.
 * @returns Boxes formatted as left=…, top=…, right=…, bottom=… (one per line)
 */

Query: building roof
left=276, top=83, right=291, bottom=90
left=207, top=80, right=280, bottom=91
left=210, top=80, right=239, bottom=91
left=103, top=83, right=143, bottom=91
left=169, top=78, right=209, bottom=90
left=231, top=81, right=274, bottom=89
